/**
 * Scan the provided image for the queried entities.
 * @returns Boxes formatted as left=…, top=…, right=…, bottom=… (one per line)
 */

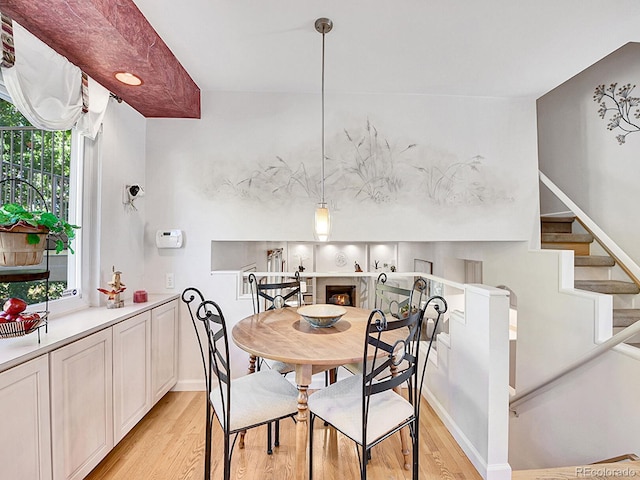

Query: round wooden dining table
left=231, top=306, right=372, bottom=480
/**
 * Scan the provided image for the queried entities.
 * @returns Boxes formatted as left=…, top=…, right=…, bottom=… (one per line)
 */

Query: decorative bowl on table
left=297, top=304, right=347, bottom=328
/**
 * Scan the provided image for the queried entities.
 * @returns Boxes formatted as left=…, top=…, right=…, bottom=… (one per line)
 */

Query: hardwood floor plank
left=86, top=392, right=482, bottom=480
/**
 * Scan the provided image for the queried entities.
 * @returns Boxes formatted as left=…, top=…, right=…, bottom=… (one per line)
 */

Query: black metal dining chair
left=344, top=275, right=428, bottom=376
left=308, top=295, right=447, bottom=480
left=247, top=272, right=336, bottom=449
left=374, top=273, right=428, bottom=318
left=248, top=272, right=302, bottom=375
left=247, top=272, right=301, bottom=452
left=182, top=288, right=299, bottom=480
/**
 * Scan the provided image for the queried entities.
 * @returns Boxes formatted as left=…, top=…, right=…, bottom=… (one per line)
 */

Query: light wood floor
left=86, top=391, right=482, bottom=480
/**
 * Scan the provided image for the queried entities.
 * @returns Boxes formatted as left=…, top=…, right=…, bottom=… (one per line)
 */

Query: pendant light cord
left=321, top=30, right=326, bottom=205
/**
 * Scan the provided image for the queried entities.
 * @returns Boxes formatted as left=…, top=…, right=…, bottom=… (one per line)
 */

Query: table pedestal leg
left=295, top=364, right=312, bottom=480
left=390, top=362, right=411, bottom=470
left=248, top=354, right=257, bottom=374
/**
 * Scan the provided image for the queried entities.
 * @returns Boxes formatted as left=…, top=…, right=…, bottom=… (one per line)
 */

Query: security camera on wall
left=128, top=184, right=144, bottom=198
left=123, top=183, right=145, bottom=210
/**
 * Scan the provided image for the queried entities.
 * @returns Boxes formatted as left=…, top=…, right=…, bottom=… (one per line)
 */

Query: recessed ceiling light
left=114, top=72, right=143, bottom=86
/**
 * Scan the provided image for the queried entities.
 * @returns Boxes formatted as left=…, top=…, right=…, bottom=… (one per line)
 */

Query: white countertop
left=0, top=294, right=179, bottom=373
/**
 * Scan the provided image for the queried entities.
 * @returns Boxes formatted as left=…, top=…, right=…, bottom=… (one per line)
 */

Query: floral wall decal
left=594, top=83, right=640, bottom=144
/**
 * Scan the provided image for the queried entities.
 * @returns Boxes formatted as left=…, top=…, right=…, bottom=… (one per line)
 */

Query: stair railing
left=573, top=217, right=640, bottom=288
left=510, top=172, right=640, bottom=413
left=540, top=171, right=640, bottom=287
left=509, top=318, right=640, bottom=413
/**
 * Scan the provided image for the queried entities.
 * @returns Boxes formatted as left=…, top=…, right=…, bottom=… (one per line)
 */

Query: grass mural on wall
left=336, top=120, right=413, bottom=204
left=414, top=155, right=493, bottom=205
left=218, top=119, right=513, bottom=207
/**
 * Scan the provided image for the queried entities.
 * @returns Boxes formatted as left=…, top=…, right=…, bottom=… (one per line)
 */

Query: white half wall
left=423, top=284, right=511, bottom=480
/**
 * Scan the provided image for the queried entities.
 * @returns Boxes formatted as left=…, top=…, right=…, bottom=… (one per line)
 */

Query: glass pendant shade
left=314, top=203, right=331, bottom=242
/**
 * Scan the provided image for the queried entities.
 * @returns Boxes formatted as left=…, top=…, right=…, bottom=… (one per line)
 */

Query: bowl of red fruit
left=0, top=297, right=46, bottom=338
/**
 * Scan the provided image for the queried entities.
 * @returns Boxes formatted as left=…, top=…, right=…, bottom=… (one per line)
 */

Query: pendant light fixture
left=314, top=17, right=333, bottom=242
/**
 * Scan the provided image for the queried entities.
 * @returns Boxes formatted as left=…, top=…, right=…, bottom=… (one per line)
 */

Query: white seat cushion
left=308, top=374, right=414, bottom=445
left=210, top=369, right=299, bottom=432
left=343, top=359, right=409, bottom=378
left=264, top=359, right=295, bottom=374
left=343, top=362, right=364, bottom=375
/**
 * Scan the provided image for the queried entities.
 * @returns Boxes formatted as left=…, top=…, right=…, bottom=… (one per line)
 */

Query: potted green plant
left=0, top=202, right=80, bottom=266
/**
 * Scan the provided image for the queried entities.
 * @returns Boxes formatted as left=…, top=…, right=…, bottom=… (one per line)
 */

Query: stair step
left=542, top=233, right=594, bottom=256
left=575, top=280, right=640, bottom=295
left=542, top=233, right=593, bottom=243
left=541, top=223, right=572, bottom=233
left=575, top=255, right=616, bottom=267
left=540, top=215, right=576, bottom=223
left=541, top=215, right=575, bottom=233
left=542, top=242, right=591, bottom=255
left=613, top=309, right=640, bottom=328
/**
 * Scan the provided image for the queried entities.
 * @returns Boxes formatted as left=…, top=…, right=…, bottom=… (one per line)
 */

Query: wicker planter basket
left=0, top=224, right=48, bottom=267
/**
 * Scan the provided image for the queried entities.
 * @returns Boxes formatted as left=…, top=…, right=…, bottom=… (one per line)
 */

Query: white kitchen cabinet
left=0, top=354, right=52, bottom=480
left=112, top=310, right=151, bottom=443
left=50, top=328, right=113, bottom=480
left=0, top=296, right=178, bottom=480
left=151, top=299, right=179, bottom=404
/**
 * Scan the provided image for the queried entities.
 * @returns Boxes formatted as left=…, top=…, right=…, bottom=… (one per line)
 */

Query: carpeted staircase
left=541, top=215, right=640, bottom=346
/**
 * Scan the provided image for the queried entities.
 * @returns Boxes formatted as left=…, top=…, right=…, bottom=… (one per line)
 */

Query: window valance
left=0, top=14, right=109, bottom=139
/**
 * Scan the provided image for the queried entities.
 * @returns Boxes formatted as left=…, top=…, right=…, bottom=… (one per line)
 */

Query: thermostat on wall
left=156, top=229, right=183, bottom=248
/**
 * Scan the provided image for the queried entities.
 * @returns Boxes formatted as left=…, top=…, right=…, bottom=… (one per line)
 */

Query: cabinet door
left=0, top=355, right=51, bottom=480
left=50, top=328, right=113, bottom=480
left=151, top=300, right=179, bottom=404
left=113, top=311, right=151, bottom=443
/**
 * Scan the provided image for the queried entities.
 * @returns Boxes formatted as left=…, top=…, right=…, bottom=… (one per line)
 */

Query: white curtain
left=1, top=21, right=109, bottom=139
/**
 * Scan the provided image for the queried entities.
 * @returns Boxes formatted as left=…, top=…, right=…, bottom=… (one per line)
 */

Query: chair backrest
left=195, top=298, right=233, bottom=433
left=361, top=293, right=447, bottom=438
left=249, top=271, right=302, bottom=314
left=374, top=273, right=428, bottom=319
left=182, top=287, right=207, bottom=387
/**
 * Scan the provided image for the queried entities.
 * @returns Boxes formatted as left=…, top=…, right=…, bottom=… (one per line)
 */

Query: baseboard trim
left=172, top=379, right=205, bottom=392
left=422, top=389, right=512, bottom=480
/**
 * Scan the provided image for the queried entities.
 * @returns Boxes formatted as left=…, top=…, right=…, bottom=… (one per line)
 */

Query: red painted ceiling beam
left=0, top=0, right=200, bottom=119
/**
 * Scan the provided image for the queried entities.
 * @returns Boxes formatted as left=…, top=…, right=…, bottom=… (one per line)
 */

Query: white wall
left=538, top=42, right=640, bottom=264
left=141, top=90, right=539, bottom=388
left=508, top=348, right=640, bottom=469
left=484, top=245, right=605, bottom=391
left=482, top=242, right=640, bottom=469
left=97, top=100, right=147, bottom=303
left=145, top=90, right=538, bottom=242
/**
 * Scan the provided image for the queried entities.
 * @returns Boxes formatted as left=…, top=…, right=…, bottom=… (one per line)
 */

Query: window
left=0, top=98, right=83, bottom=308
